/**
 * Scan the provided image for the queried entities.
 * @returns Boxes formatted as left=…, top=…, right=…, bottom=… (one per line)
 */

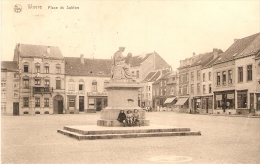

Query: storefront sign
left=216, top=95, right=222, bottom=100
left=227, top=94, right=234, bottom=99
left=87, top=92, right=108, bottom=96
left=88, top=98, right=94, bottom=104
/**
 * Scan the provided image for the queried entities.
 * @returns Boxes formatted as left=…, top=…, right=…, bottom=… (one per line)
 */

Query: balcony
left=33, top=87, right=53, bottom=95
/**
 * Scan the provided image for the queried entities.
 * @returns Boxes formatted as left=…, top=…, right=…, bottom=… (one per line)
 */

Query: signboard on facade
left=227, top=94, right=234, bottom=99
left=87, top=92, right=108, bottom=96
left=216, top=95, right=222, bottom=100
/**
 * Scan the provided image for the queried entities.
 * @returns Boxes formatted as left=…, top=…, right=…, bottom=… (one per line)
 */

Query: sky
left=1, top=0, right=260, bottom=70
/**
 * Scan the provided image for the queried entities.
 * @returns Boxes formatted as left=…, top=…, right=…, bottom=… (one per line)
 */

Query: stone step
left=63, top=125, right=191, bottom=135
left=57, top=129, right=201, bottom=140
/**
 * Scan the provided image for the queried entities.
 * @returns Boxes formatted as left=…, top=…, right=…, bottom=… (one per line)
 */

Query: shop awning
left=175, top=98, right=188, bottom=106
left=164, top=97, right=176, bottom=104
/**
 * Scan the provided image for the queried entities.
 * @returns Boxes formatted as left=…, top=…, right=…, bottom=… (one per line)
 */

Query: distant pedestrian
left=133, top=109, right=140, bottom=126
left=126, top=110, right=133, bottom=126
left=117, top=110, right=126, bottom=126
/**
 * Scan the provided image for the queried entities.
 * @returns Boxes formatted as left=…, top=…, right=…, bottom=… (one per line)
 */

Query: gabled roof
left=214, top=33, right=260, bottom=65
left=65, top=57, right=112, bottom=77
left=149, top=71, right=161, bottom=82
left=142, top=71, right=157, bottom=82
left=17, top=44, right=63, bottom=59
left=129, top=53, right=153, bottom=67
left=1, top=61, right=18, bottom=72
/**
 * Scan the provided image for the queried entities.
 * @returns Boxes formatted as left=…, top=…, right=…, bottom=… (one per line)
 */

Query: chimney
left=213, top=48, right=220, bottom=59
left=80, top=54, right=84, bottom=64
left=234, top=39, right=238, bottom=43
left=47, top=46, right=50, bottom=54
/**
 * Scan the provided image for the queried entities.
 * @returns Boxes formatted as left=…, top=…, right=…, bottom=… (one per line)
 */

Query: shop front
left=256, top=93, right=260, bottom=114
left=164, top=97, right=177, bottom=111
left=236, top=90, right=249, bottom=115
left=201, top=96, right=213, bottom=114
left=87, top=92, right=108, bottom=112
left=192, top=96, right=201, bottom=114
left=214, top=90, right=235, bottom=114
left=175, top=97, right=189, bottom=113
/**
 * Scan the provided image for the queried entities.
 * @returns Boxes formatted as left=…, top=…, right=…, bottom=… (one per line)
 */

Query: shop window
left=24, top=64, right=29, bottom=72
left=247, top=65, right=252, bottom=81
left=209, top=72, right=212, bottom=81
left=45, top=79, right=50, bottom=87
left=226, top=94, right=234, bottom=109
left=23, top=97, right=29, bottom=107
left=215, top=94, right=222, bottom=109
left=203, top=73, right=205, bottom=82
left=238, top=67, right=243, bottom=83
left=44, top=98, right=49, bottom=107
left=191, top=84, right=194, bottom=94
left=197, top=70, right=200, bottom=80
left=35, top=63, right=40, bottom=73
left=203, top=85, right=206, bottom=94
left=92, top=80, right=97, bottom=92
left=217, top=72, right=220, bottom=86
left=35, top=78, right=41, bottom=85
left=197, top=83, right=200, bottom=94
left=35, top=97, right=40, bottom=107
left=23, top=78, right=29, bottom=89
left=228, top=70, right=233, bottom=84
left=222, top=71, right=226, bottom=85
left=69, top=98, right=75, bottom=107
left=68, top=79, right=75, bottom=91
left=56, top=79, right=61, bottom=89
left=44, top=65, right=49, bottom=73
left=56, top=64, right=61, bottom=74
left=237, top=91, right=247, bottom=108
left=209, top=84, right=212, bottom=93
left=191, top=72, right=194, bottom=81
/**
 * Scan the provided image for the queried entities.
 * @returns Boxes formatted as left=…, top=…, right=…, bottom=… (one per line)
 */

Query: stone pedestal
left=97, top=82, right=150, bottom=127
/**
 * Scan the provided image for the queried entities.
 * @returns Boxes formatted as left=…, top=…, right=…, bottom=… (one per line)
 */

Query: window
left=1, top=81, right=6, bottom=88
left=13, top=90, right=19, bottom=98
left=191, top=84, right=194, bottom=94
left=35, top=78, right=41, bottom=85
left=160, top=81, right=162, bottom=87
left=170, top=87, right=175, bottom=95
left=209, top=84, right=212, bottom=93
left=13, top=82, right=19, bottom=89
left=228, top=70, right=232, bottom=84
left=164, top=89, right=166, bottom=96
left=35, top=97, right=40, bottom=107
left=197, top=70, right=200, bottom=80
left=44, top=98, right=49, bottom=107
left=78, top=84, right=83, bottom=90
left=35, top=63, right=40, bottom=73
left=1, top=102, right=6, bottom=113
left=191, top=72, right=194, bottom=81
left=160, top=89, right=162, bottom=96
left=209, top=72, right=212, bottom=81
left=24, top=65, right=29, bottom=72
left=44, top=79, right=50, bottom=87
left=179, top=86, right=182, bottom=94
left=68, top=79, right=75, bottom=91
left=238, top=67, right=243, bottom=83
left=23, top=97, right=29, bottom=107
left=217, top=72, right=220, bottom=86
left=44, top=66, right=49, bottom=73
left=92, top=80, right=97, bottom=91
left=56, top=80, right=61, bottom=89
left=197, top=83, right=200, bottom=94
left=203, top=73, right=205, bottom=82
left=222, top=71, right=226, bottom=85
left=186, top=73, right=189, bottom=82
left=237, top=91, right=247, bottom=108
left=136, top=70, right=139, bottom=79
left=247, top=65, right=252, bottom=81
left=23, top=78, right=29, bottom=88
left=153, top=89, right=155, bottom=96
left=1, top=91, right=6, bottom=98
left=203, top=85, right=206, bottom=94
left=14, top=74, right=19, bottom=79
left=56, top=64, right=61, bottom=74
left=148, top=86, right=151, bottom=91
left=183, top=85, right=188, bottom=95
left=179, top=74, right=182, bottom=83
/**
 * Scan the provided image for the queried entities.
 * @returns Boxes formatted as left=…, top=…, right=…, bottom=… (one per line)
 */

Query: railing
left=33, top=87, right=53, bottom=94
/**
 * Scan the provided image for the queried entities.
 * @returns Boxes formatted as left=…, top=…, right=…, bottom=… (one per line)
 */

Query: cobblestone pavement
left=2, top=112, right=260, bottom=164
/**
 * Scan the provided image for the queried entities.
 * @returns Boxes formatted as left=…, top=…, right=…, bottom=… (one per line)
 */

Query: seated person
left=132, top=109, right=140, bottom=126
left=117, top=110, right=126, bottom=126
left=126, top=110, right=133, bottom=126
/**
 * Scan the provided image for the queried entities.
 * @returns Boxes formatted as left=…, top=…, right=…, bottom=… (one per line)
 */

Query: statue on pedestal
left=111, top=47, right=135, bottom=81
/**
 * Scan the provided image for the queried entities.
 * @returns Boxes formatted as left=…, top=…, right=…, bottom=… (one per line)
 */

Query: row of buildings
left=150, top=32, right=260, bottom=115
left=1, top=44, right=170, bottom=115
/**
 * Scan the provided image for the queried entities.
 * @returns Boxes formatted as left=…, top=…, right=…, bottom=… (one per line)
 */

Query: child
left=133, top=109, right=140, bottom=126
left=117, top=110, right=126, bottom=127
left=126, top=110, right=133, bottom=126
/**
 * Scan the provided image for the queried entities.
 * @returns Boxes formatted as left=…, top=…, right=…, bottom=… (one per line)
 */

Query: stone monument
left=97, top=47, right=150, bottom=126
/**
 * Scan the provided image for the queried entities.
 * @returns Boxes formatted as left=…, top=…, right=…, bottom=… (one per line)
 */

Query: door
left=250, top=93, right=254, bottom=114
left=96, top=98, right=102, bottom=111
left=58, top=101, right=63, bottom=114
left=79, top=96, right=84, bottom=112
left=13, top=102, right=19, bottom=116
left=206, top=98, right=209, bottom=113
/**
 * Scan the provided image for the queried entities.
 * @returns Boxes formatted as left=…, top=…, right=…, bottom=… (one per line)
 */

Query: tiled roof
left=129, top=53, right=153, bottom=66
left=1, top=61, right=18, bottom=71
left=18, top=44, right=63, bottom=59
left=142, top=71, right=156, bottom=82
left=65, top=57, right=112, bottom=76
left=214, top=33, right=260, bottom=65
left=190, top=53, right=212, bottom=67
left=148, top=71, right=161, bottom=82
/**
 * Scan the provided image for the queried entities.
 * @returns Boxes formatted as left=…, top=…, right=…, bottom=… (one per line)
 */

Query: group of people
left=117, top=109, right=140, bottom=127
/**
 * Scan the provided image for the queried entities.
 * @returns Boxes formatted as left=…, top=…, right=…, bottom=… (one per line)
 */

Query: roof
left=1, top=61, right=18, bottom=72
left=17, top=44, right=64, bottom=59
left=149, top=71, right=161, bottom=82
left=158, top=72, right=171, bottom=80
left=142, top=71, right=157, bottom=82
left=214, top=33, right=260, bottom=65
left=65, top=57, right=112, bottom=77
left=129, top=53, right=153, bottom=66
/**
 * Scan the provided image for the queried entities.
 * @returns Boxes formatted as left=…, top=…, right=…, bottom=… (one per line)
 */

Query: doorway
left=250, top=93, right=254, bottom=114
left=79, top=96, right=84, bottom=112
left=96, top=98, right=102, bottom=111
left=13, top=102, right=19, bottom=116
left=53, top=95, right=63, bottom=114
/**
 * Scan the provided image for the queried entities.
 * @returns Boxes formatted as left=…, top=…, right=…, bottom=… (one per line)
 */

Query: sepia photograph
left=1, top=0, right=260, bottom=163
